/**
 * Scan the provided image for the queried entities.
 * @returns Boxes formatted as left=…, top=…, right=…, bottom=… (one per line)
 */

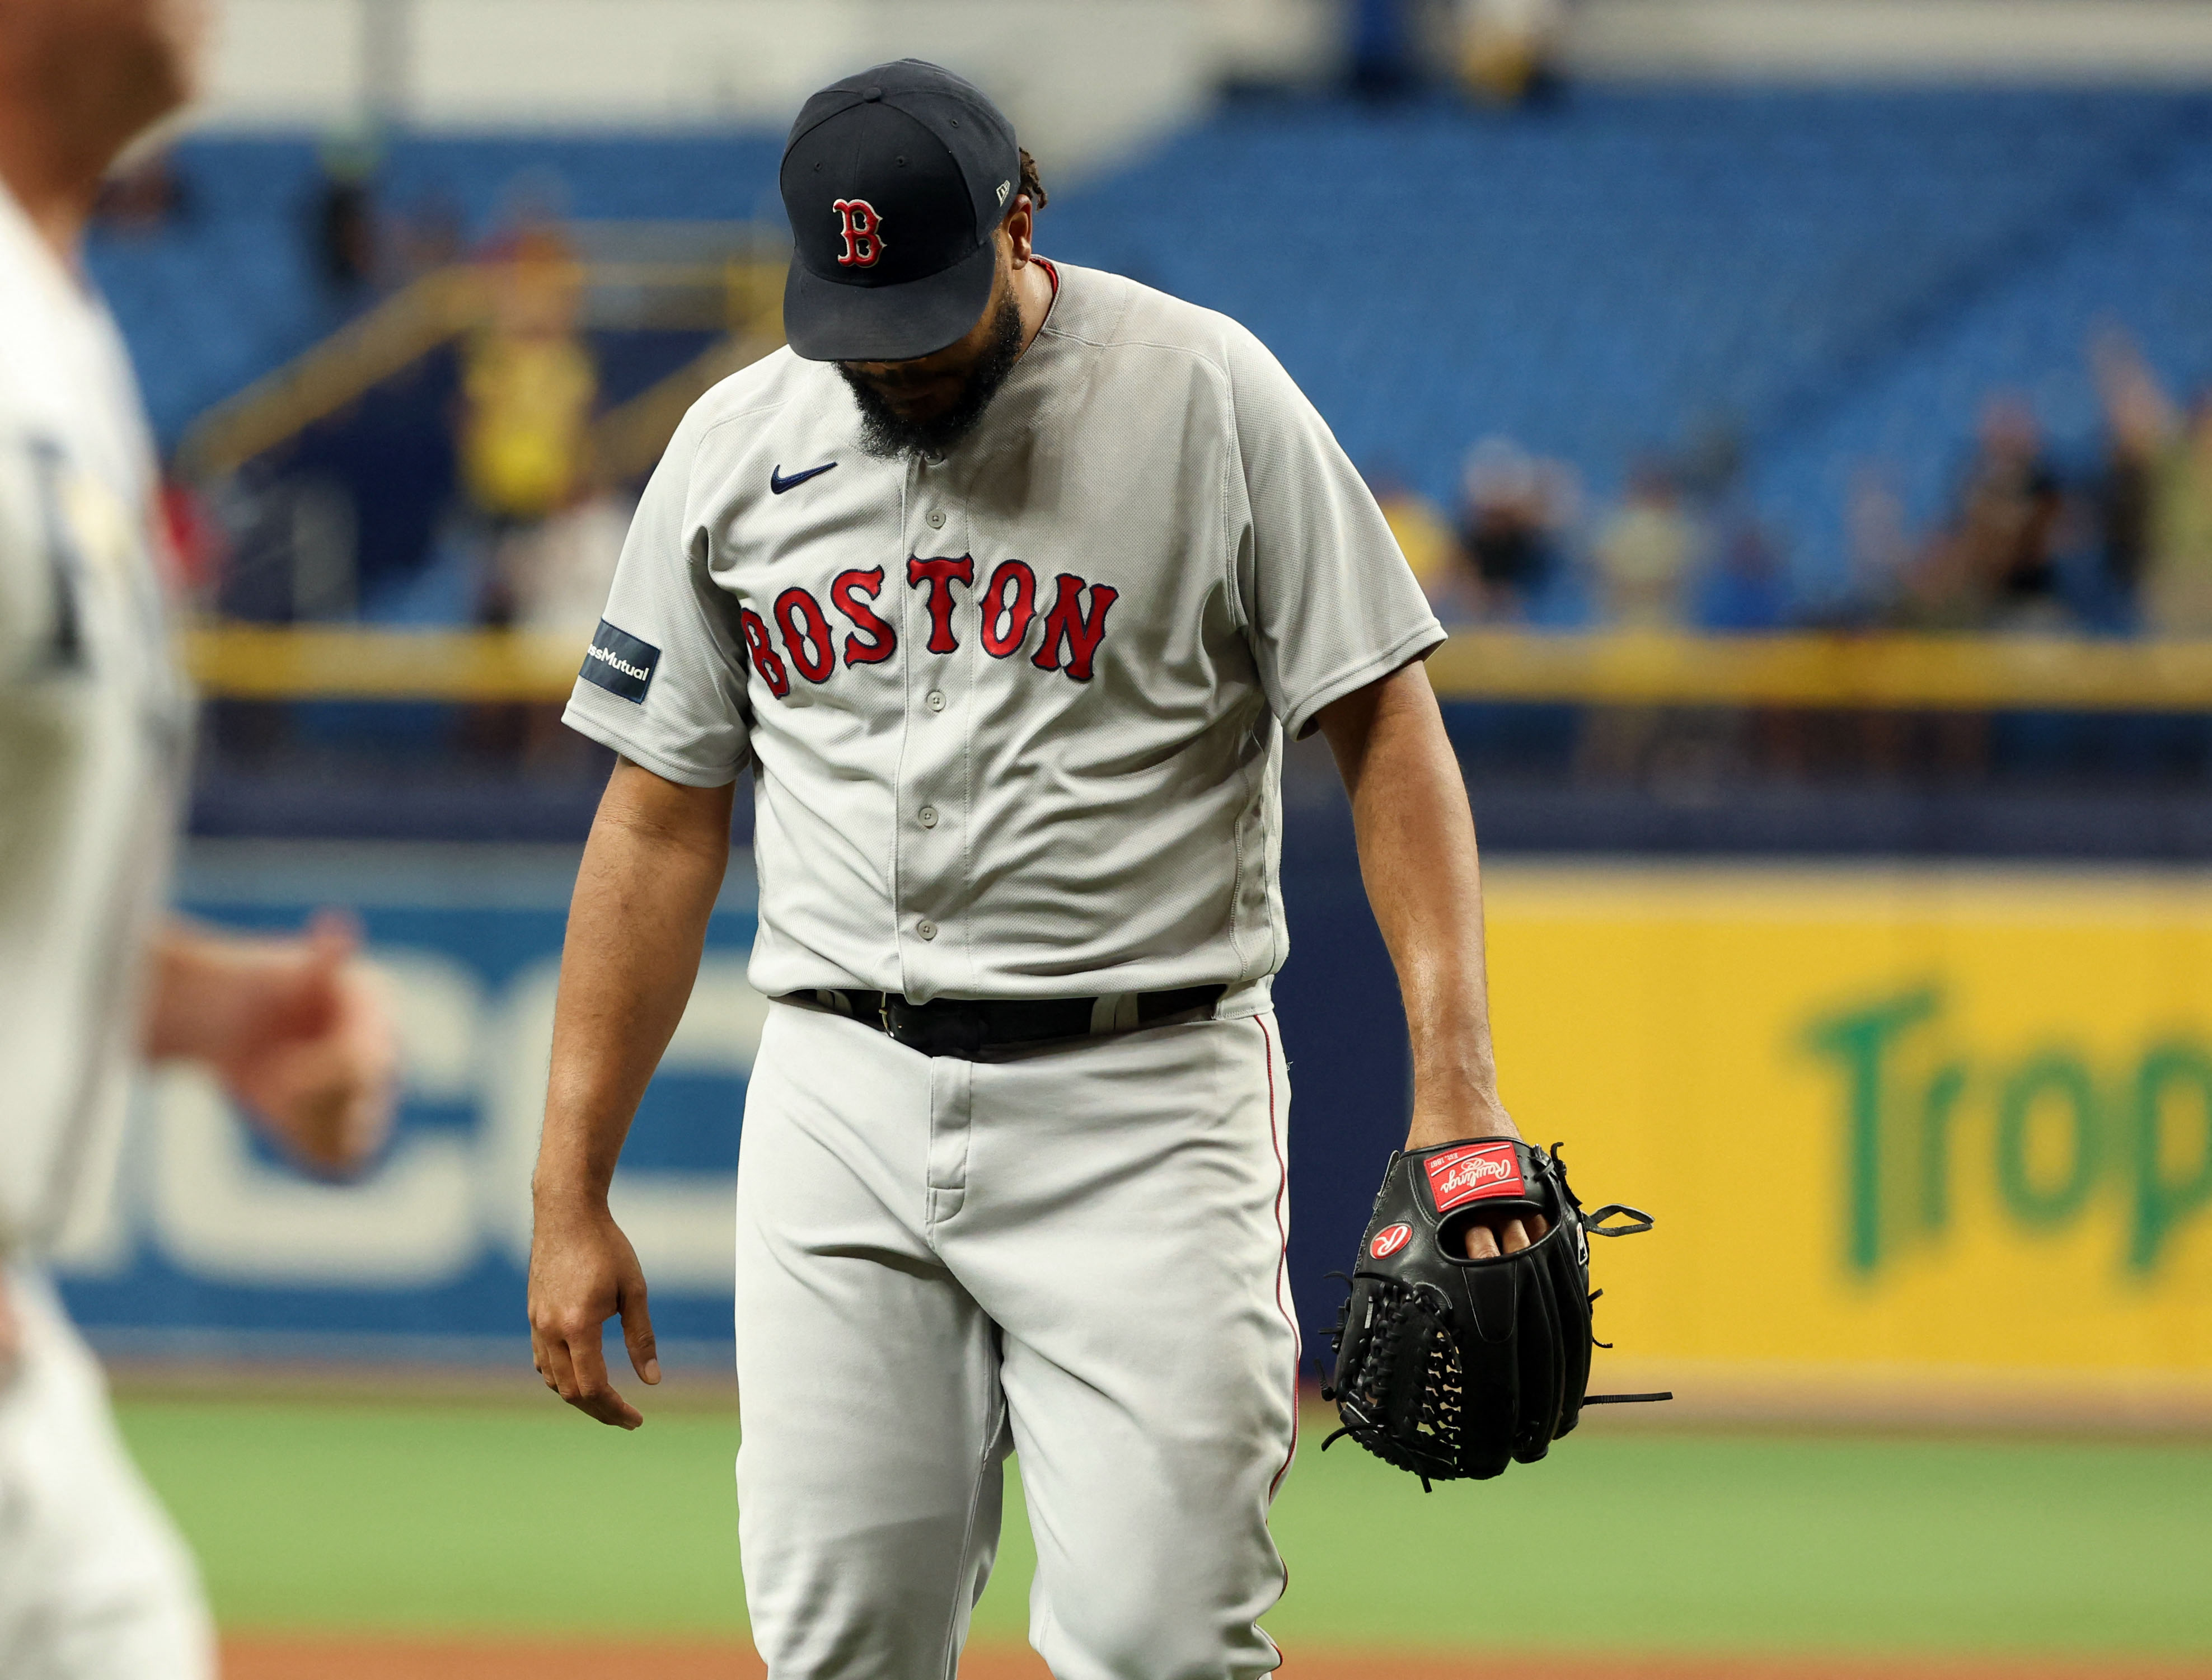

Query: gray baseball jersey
left=0, top=183, right=191, bottom=1259
left=563, top=259, right=1442, bottom=1006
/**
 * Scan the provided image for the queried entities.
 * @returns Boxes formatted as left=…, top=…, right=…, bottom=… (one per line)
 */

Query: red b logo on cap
left=833, top=199, right=885, bottom=268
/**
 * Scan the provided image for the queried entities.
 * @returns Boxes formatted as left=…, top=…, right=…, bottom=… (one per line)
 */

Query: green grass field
left=118, top=1399, right=2212, bottom=1658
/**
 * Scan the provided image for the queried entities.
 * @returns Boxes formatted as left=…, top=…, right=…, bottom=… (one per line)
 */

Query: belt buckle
left=879, top=994, right=928, bottom=1053
left=880, top=996, right=985, bottom=1059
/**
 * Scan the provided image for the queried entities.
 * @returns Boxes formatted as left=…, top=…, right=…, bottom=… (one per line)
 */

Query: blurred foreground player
left=0, top=3, right=398, bottom=1675
left=529, top=59, right=1540, bottom=1678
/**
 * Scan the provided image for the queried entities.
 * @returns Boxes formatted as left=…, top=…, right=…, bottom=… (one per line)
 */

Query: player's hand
left=209, top=912, right=399, bottom=1175
left=528, top=1194, right=659, bottom=1430
left=1405, top=1100, right=1552, bottom=1261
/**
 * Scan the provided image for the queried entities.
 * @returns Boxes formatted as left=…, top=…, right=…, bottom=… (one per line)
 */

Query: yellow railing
left=177, top=269, right=484, bottom=480
left=182, top=626, right=2212, bottom=711
left=187, top=626, right=583, bottom=701
left=1423, top=630, right=2212, bottom=710
left=175, top=241, right=790, bottom=483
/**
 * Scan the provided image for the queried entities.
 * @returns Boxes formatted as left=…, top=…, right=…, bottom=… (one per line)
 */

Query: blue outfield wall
left=56, top=828, right=1407, bottom=1378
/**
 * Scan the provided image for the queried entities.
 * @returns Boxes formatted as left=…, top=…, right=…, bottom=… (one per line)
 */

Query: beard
left=838, top=288, right=1026, bottom=462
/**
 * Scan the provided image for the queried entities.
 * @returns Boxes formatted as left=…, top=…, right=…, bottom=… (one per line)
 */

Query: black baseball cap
left=779, top=59, right=1021, bottom=364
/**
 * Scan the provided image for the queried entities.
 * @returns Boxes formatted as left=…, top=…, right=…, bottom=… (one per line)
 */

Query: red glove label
left=1370, top=1222, right=1413, bottom=1259
left=1425, top=1142, right=1525, bottom=1213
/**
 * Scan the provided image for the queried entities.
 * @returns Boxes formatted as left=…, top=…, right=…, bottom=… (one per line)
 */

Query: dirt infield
left=219, top=1638, right=2212, bottom=1679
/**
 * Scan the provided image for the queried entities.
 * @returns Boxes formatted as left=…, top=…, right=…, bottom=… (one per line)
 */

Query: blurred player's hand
left=212, top=913, right=399, bottom=1173
left=528, top=1198, right=658, bottom=1429
left=1406, top=1102, right=1551, bottom=1262
left=146, top=911, right=399, bottom=1175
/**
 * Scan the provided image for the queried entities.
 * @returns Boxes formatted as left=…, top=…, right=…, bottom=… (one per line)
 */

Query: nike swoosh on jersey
left=770, top=461, right=837, bottom=494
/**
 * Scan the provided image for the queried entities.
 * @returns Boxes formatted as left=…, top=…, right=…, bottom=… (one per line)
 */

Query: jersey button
left=918, top=806, right=939, bottom=828
left=917, top=919, right=939, bottom=941
left=926, top=689, right=946, bottom=712
left=926, top=509, right=945, bottom=529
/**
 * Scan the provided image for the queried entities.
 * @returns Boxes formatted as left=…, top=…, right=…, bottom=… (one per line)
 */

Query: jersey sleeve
left=1225, top=327, right=1446, bottom=740
left=561, top=406, right=753, bottom=786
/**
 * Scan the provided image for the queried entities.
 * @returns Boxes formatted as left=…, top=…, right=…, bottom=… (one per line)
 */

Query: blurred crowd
left=1382, top=329, right=2212, bottom=638
left=103, top=139, right=624, bottom=645
left=101, top=124, right=2212, bottom=650
left=1349, top=0, right=1570, bottom=106
left=453, top=211, right=618, bottom=637
left=1372, top=431, right=1794, bottom=634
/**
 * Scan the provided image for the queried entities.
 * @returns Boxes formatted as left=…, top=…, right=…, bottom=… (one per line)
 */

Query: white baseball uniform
left=565, top=258, right=1442, bottom=1677
left=0, top=181, right=212, bottom=1679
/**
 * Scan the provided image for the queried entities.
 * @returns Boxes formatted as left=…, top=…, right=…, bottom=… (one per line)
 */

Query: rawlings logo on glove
left=1424, top=1141, right=1525, bottom=1211
left=1323, top=1138, right=1667, bottom=1487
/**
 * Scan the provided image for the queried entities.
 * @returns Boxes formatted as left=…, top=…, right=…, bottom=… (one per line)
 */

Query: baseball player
left=529, top=59, right=1541, bottom=1678
left=0, top=4, right=397, bottom=1675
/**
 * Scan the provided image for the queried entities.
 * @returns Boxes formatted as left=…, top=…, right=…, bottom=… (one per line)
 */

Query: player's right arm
left=535, top=387, right=753, bottom=1426
left=528, top=757, right=734, bottom=1429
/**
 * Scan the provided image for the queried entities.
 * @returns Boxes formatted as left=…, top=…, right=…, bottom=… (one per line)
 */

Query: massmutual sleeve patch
left=578, top=619, right=662, bottom=704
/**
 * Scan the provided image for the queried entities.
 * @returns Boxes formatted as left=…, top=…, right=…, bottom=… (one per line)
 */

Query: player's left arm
left=1315, top=658, right=1546, bottom=1260
left=142, top=912, right=398, bottom=1175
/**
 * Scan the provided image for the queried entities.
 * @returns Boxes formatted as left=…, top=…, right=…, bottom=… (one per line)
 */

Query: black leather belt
left=781, top=984, right=1226, bottom=1060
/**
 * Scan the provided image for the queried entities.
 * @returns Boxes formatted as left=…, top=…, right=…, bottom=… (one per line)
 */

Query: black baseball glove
left=1321, top=1137, right=1665, bottom=1487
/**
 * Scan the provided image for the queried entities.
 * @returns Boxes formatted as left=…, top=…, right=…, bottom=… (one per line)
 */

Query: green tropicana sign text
left=1806, top=989, right=2212, bottom=1277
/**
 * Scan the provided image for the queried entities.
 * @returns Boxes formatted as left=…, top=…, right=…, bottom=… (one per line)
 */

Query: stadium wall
left=56, top=844, right=2212, bottom=1426
left=187, top=1, right=2212, bottom=181
left=1571, top=0, right=2212, bottom=83
left=194, top=0, right=1339, bottom=173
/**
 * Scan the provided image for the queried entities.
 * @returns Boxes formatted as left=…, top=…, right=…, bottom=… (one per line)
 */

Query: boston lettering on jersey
left=736, top=555, right=1117, bottom=701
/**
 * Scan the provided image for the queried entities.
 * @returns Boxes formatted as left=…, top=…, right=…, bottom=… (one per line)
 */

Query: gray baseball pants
left=733, top=999, right=1301, bottom=1678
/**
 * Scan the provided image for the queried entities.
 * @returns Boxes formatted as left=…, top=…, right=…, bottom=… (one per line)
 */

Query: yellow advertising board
left=1482, top=865, right=2212, bottom=1409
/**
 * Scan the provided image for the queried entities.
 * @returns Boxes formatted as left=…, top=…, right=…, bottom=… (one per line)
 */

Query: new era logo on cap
left=1423, top=1142, right=1526, bottom=1214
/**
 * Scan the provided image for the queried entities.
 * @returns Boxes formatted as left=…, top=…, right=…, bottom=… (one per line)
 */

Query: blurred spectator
left=1834, top=466, right=1915, bottom=627
left=311, top=130, right=382, bottom=295
left=1579, top=462, right=1699, bottom=782
left=2095, top=331, right=2212, bottom=634
left=1915, top=393, right=2065, bottom=629
left=1367, top=469, right=1461, bottom=609
left=498, top=496, right=631, bottom=635
left=393, top=191, right=465, bottom=282
left=1349, top=0, right=1423, bottom=97
left=92, top=148, right=189, bottom=236
left=2092, top=384, right=2154, bottom=611
left=1890, top=532, right=1983, bottom=630
left=157, top=480, right=227, bottom=608
left=1455, top=0, right=1567, bottom=105
left=1592, top=461, right=1694, bottom=627
left=460, top=219, right=598, bottom=623
left=1454, top=435, right=1565, bottom=620
left=1696, top=521, right=1789, bottom=632
left=1671, top=421, right=1788, bottom=631
left=2147, top=398, right=2212, bottom=634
